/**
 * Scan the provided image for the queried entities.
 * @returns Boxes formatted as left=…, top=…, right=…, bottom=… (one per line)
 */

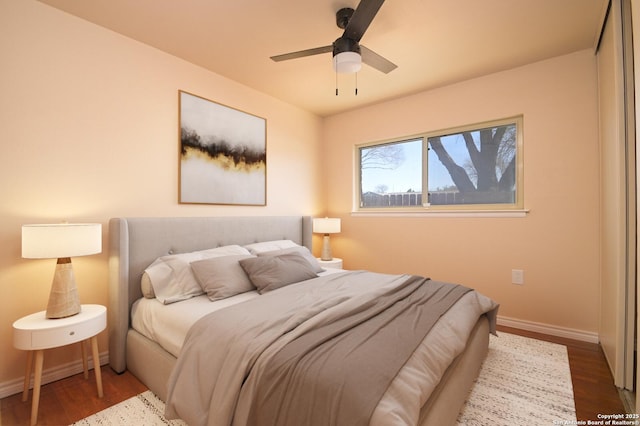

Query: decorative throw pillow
left=190, top=254, right=256, bottom=301
left=257, top=246, right=324, bottom=273
left=143, top=244, right=251, bottom=304
left=239, top=252, right=318, bottom=294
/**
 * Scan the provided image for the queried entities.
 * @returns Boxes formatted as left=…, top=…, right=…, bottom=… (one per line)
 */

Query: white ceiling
left=38, top=0, right=607, bottom=117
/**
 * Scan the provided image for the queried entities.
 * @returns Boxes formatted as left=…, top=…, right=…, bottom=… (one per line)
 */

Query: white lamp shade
left=313, top=218, right=341, bottom=234
left=333, top=51, right=362, bottom=74
left=22, top=223, right=102, bottom=259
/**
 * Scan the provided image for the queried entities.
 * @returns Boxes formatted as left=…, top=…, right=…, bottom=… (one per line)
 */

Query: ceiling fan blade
left=361, top=45, right=397, bottom=74
left=343, top=0, right=385, bottom=42
left=270, top=45, right=332, bottom=62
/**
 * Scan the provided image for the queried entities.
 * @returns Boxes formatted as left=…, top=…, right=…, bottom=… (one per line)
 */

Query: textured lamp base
left=46, top=258, right=81, bottom=319
left=320, top=234, right=333, bottom=261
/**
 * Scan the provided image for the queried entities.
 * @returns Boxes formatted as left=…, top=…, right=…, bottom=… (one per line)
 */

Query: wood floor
left=0, top=326, right=628, bottom=425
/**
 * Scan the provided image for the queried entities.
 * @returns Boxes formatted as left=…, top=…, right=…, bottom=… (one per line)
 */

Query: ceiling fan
left=270, top=0, right=397, bottom=75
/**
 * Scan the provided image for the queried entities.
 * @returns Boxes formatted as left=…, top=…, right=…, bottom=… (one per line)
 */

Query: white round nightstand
left=317, top=257, right=343, bottom=269
left=13, top=304, right=106, bottom=426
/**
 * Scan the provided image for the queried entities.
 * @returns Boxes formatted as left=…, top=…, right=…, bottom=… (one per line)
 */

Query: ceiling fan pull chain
left=336, top=71, right=339, bottom=96
left=355, top=72, right=358, bottom=96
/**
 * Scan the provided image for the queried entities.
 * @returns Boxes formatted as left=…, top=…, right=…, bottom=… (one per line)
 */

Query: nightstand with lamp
left=313, top=217, right=343, bottom=269
left=13, top=223, right=105, bottom=426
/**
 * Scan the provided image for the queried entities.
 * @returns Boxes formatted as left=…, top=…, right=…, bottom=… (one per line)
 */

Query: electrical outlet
left=512, top=269, right=524, bottom=285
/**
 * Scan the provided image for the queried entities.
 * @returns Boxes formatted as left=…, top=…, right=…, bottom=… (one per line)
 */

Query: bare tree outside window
left=360, top=143, right=405, bottom=171
left=428, top=123, right=517, bottom=205
left=359, top=139, right=422, bottom=207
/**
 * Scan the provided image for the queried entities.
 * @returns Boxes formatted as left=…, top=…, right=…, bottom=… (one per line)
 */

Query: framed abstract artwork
left=178, top=91, right=266, bottom=205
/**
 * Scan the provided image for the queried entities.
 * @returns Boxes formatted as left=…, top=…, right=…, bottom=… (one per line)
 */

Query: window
left=356, top=116, right=523, bottom=211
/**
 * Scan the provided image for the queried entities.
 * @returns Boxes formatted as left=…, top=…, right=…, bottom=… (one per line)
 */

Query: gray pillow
left=143, top=244, right=251, bottom=304
left=191, top=254, right=256, bottom=301
left=257, top=246, right=324, bottom=273
left=239, top=253, right=318, bottom=294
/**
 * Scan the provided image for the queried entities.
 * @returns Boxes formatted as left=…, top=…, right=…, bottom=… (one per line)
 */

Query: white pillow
left=243, top=239, right=300, bottom=254
left=143, top=244, right=251, bottom=304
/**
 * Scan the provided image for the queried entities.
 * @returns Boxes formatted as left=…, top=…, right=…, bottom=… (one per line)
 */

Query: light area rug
left=457, top=332, right=576, bottom=425
left=72, top=332, right=576, bottom=426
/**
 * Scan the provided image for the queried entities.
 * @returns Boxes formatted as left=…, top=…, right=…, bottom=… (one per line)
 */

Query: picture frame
left=178, top=90, right=266, bottom=205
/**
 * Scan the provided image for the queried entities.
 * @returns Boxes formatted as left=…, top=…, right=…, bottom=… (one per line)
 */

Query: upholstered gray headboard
left=107, top=216, right=313, bottom=373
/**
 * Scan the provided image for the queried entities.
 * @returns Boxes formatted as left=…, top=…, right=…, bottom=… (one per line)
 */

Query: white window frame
left=354, top=116, right=525, bottom=215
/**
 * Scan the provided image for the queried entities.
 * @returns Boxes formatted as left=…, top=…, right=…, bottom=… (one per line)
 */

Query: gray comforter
left=165, top=271, right=498, bottom=426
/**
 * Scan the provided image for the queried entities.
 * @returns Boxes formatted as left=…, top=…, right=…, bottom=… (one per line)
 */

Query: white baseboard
left=0, top=351, right=109, bottom=400
left=498, top=315, right=599, bottom=344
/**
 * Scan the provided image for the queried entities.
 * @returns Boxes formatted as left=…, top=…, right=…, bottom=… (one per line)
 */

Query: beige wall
left=323, top=49, right=600, bottom=334
left=0, top=1, right=323, bottom=391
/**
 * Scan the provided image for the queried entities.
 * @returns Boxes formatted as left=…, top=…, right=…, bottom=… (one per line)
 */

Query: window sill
left=351, top=209, right=530, bottom=218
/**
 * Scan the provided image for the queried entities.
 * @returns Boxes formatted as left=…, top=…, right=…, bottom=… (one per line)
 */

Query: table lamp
left=22, top=223, right=102, bottom=319
left=312, top=218, right=341, bottom=261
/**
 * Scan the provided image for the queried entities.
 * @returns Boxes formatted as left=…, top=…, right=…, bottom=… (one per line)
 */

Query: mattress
left=131, top=269, right=344, bottom=357
left=132, top=292, right=258, bottom=357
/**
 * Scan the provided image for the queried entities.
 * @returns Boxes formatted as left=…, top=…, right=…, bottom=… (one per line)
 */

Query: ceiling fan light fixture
left=333, top=51, right=362, bottom=73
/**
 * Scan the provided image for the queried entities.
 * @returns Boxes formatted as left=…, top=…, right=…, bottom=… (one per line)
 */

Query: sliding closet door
left=632, top=0, right=640, bottom=409
left=598, top=0, right=637, bottom=392
left=623, top=0, right=637, bottom=396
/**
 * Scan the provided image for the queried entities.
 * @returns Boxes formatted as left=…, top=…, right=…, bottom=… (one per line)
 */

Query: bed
left=108, top=216, right=498, bottom=426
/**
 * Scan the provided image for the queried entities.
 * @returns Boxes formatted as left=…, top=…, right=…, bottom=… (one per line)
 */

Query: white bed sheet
left=132, top=292, right=258, bottom=358
left=131, top=268, right=345, bottom=358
